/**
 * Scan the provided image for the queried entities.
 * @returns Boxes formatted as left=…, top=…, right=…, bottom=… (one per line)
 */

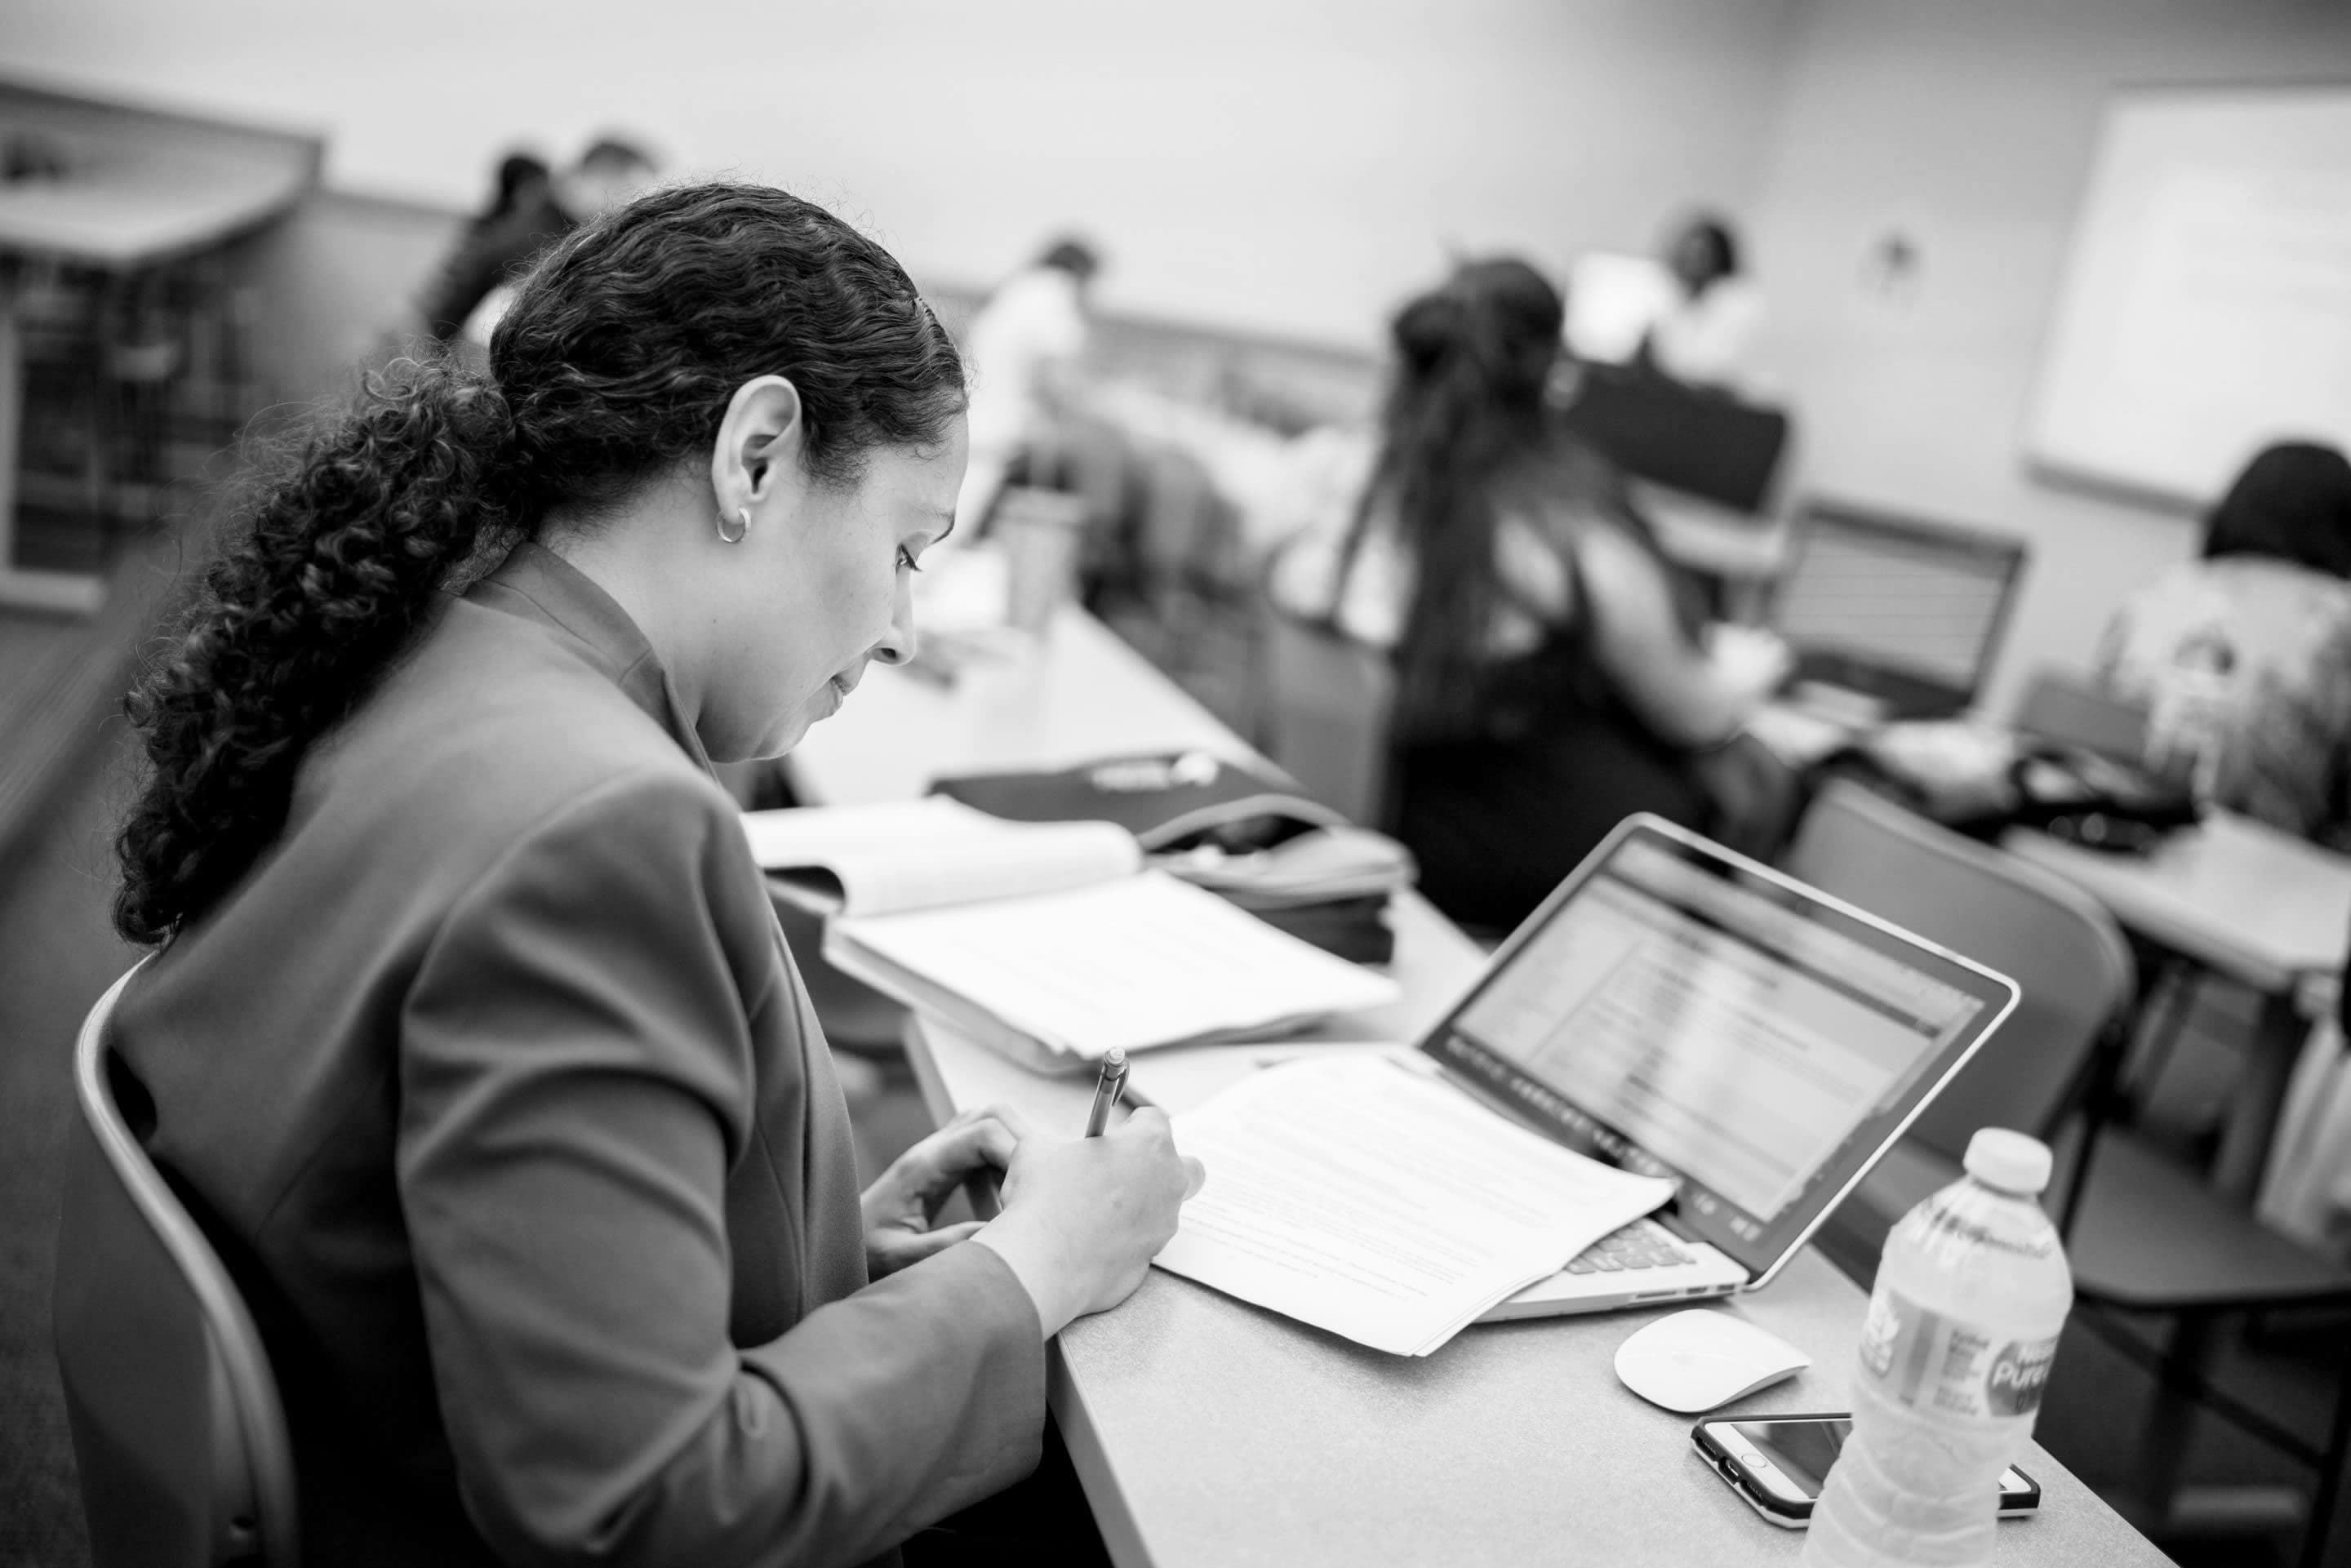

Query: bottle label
left=1855, top=1284, right=2059, bottom=1419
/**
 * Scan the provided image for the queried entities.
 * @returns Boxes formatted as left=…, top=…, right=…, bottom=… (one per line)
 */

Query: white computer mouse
left=1612, top=1308, right=1812, bottom=1414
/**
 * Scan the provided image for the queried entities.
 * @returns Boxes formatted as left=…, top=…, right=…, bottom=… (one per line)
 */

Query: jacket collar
left=466, top=540, right=718, bottom=775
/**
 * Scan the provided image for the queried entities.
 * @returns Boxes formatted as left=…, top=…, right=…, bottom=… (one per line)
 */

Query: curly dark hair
left=114, top=182, right=965, bottom=945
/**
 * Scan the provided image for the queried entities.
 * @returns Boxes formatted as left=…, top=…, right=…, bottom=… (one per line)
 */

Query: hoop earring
left=718, top=506, right=751, bottom=545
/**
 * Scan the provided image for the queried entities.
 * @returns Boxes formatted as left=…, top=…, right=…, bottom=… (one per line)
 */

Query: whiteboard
left=2025, top=86, right=2351, bottom=507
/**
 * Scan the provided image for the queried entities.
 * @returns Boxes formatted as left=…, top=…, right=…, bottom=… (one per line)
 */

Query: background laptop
left=1767, top=501, right=2029, bottom=721
left=1393, top=815, right=2020, bottom=1321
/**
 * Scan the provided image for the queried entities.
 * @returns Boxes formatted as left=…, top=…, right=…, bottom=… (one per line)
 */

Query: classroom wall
left=20, top=0, right=2339, bottom=712
left=236, top=190, right=463, bottom=407
left=1748, top=0, right=2351, bottom=713
left=1, top=0, right=1798, bottom=349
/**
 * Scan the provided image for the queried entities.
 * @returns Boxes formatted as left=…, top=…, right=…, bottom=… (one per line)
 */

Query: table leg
left=0, top=278, right=105, bottom=615
left=2128, top=1312, right=2305, bottom=1552
left=2213, top=988, right=2308, bottom=1203
left=0, top=277, right=19, bottom=573
left=2133, top=1310, right=2211, bottom=1517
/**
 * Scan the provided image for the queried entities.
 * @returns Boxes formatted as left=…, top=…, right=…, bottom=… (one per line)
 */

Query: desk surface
left=790, top=593, right=2165, bottom=1566
left=2004, top=813, right=2351, bottom=996
left=789, top=608, right=1255, bottom=807
left=908, top=1020, right=2167, bottom=1568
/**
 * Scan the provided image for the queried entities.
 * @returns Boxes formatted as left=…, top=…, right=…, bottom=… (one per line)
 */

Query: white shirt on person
left=1647, top=276, right=1764, bottom=388
left=962, top=266, right=1088, bottom=455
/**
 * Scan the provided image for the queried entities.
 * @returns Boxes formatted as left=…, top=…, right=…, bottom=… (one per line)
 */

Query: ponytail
left=1359, top=259, right=1563, bottom=742
left=117, top=182, right=964, bottom=946
left=114, top=357, right=512, bottom=944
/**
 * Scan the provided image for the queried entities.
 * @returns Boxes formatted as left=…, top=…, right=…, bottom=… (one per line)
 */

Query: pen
left=1084, top=1046, right=1130, bottom=1137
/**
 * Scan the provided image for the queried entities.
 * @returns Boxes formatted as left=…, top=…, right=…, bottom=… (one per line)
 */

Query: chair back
left=1784, top=780, right=2136, bottom=1156
left=2012, top=667, right=2151, bottom=767
left=1258, top=604, right=1394, bottom=826
left=54, top=962, right=299, bottom=1568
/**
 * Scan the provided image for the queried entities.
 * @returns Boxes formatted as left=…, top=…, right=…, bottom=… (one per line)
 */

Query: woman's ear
left=710, top=375, right=809, bottom=513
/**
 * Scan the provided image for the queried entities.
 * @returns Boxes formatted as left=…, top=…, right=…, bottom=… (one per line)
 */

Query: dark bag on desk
left=931, top=752, right=1416, bottom=962
left=1998, top=747, right=2202, bottom=851
left=1818, top=735, right=2201, bottom=851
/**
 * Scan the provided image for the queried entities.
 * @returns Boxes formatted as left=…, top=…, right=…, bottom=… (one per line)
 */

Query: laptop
left=1768, top=502, right=2029, bottom=721
left=1393, top=815, right=2019, bottom=1321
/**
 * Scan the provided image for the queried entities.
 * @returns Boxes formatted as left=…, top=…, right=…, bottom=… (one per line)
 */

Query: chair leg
left=2212, top=987, right=2309, bottom=1204
left=2144, top=1308, right=2312, bottom=1558
left=2123, top=956, right=2198, bottom=1113
left=2056, top=1017, right=2132, bottom=1243
left=2299, top=1349, right=2351, bottom=1568
left=2137, top=1309, right=2214, bottom=1520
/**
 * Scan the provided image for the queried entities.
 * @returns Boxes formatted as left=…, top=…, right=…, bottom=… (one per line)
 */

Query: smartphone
left=1691, top=1414, right=2042, bottom=1529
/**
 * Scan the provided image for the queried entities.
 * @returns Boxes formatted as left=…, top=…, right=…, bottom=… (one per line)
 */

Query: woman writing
left=1273, top=259, right=1793, bottom=929
left=106, top=184, right=1199, bottom=1566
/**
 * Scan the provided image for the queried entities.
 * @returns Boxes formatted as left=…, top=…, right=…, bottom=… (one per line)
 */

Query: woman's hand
left=973, top=1108, right=1206, bottom=1338
left=860, top=1104, right=1027, bottom=1278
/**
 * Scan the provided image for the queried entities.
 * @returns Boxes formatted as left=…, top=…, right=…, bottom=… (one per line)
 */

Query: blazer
left=109, top=542, right=1046, bottom=1567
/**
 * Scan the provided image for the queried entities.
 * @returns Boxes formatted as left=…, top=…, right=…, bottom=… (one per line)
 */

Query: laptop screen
left=1419, top=820, right=2017, bottom=1284
left=1770, top=504, right=2027, bottom=709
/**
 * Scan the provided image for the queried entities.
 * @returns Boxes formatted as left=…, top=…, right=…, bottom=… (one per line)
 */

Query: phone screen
left=1731, top=1418, right=1850, bottom=1498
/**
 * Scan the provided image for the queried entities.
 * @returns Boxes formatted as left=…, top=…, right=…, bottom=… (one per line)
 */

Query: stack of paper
left=743, top=797, right=1140, bottom=915
left=1153, top=1055, right=1675, bottom=1355
left=743, top=798, right=1400, bottom=1070
left=826, top=873, right=1398, bottom=1070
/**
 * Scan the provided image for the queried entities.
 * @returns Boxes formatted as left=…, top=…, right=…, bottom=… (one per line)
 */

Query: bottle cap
left=1963, top=1128, right=2052, bottom=1195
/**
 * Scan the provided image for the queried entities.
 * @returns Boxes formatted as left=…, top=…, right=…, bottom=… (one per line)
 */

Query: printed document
left=1155, top=1055, right=1674, bottom=1355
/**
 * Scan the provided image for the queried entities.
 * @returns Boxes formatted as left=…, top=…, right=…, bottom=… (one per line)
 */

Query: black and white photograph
left=2, top=3, right=2349, bottom=1566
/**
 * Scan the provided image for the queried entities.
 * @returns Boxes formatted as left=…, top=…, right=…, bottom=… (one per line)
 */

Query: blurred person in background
left=1272, top=258, right=1795, bottom=930
left=109, top=184, right=1199, bottom=1568
left=481, top=151, right=553, bottom=234
left=1633, top=211, right=1763, bottom=392
left=2098, top=439, right=2351, bottom=847
left=420, top=135, right=660, bottom=345
left=954, top=236, right=1102, bottom=535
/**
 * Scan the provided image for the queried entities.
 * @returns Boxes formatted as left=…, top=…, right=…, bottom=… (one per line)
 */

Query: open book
left=742, top=798, right=1399, bottom=1071
left=1151, top=1053, right=1675, bottom=1356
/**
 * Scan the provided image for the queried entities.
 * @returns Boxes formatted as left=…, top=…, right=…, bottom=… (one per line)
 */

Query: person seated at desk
left=1271, top=258, right=1795, bottom=930
left=416, top=135, right=660, bottom=346
left=2098, top=440, right=2351, bottom=848
left=954, top=236, right=1103, bottom=536
left=106, top=184, right=1201, bottom=1568
left=1631, top=211, right=1764, bottom=394
left=472, top=150, right=553, bottom=247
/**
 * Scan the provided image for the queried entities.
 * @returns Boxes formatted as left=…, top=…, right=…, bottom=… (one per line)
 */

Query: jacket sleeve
left=397, top=769, right=1047, bottom=1568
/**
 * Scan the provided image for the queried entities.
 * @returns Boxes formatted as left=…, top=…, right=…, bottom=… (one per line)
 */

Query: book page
left=1154, top=1056, right=1674, bottom=1356
left=828, top=871, right=1398, bottom=1059
left=740, top=797, right=1140, bottom=916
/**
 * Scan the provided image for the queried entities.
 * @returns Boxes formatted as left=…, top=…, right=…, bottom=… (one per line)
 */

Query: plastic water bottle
left=1803, top=1129, right=2073, bottom=1567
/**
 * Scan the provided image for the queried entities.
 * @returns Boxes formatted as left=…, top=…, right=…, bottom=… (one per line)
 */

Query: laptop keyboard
left=1563, top=1219, right=1695, bottom=1274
